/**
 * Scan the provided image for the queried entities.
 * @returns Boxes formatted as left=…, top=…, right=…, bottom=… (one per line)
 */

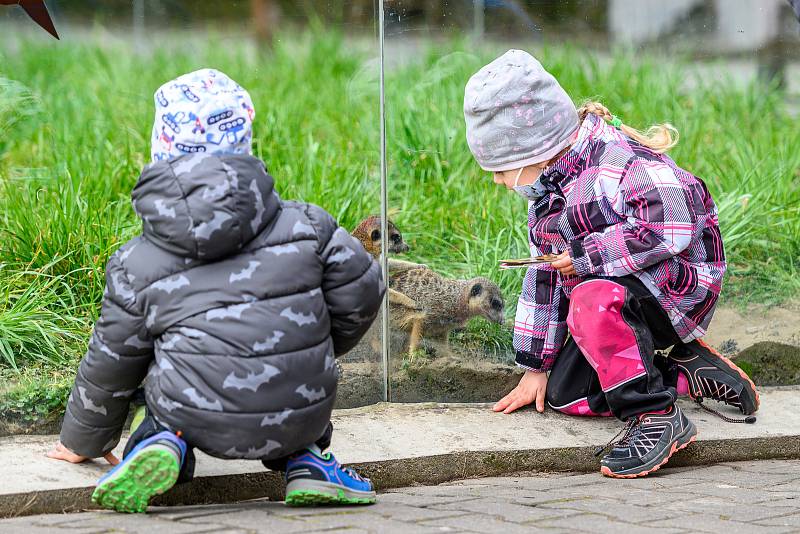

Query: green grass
left=1, top=31, right=799, bottom=414
left=0, top=368, right=73, bottom=426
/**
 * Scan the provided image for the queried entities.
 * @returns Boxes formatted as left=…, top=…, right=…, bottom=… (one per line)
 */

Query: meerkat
left=352, top=215, right=409, bottom=257
left=389, top=267, right=505, bottom=358
left=351, top=215, right=425, bottom=309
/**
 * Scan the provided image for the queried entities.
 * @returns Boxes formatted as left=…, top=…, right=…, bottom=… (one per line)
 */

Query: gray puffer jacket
left=60, top=153, right=384, bottom=460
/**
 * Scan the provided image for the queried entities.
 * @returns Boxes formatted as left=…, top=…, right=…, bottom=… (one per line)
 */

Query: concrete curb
left=3, top=435, right=799, bottom=518
left=4, top=388, right=799, bottom=518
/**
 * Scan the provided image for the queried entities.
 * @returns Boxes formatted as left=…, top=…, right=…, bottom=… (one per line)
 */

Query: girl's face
left=492, top=163, right=548, bottom=190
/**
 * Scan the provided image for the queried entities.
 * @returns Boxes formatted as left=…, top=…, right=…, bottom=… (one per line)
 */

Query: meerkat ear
left=470, top=283, right=483, bottom=297
left=371, top=229, right=381, bottom=241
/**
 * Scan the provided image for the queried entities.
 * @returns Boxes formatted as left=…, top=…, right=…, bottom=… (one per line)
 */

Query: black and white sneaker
left=669, top=339, right=760, bottom=416
left=599, top=404, right=697, bottom=478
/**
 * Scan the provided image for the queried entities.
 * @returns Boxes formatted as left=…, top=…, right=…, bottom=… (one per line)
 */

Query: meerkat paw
left=387, top=258, right=427, bottom=273
left=388, top=289, right=422, bottom=310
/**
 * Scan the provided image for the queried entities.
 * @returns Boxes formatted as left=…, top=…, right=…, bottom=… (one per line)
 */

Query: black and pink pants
left=546, top=276, right=683, bottom=421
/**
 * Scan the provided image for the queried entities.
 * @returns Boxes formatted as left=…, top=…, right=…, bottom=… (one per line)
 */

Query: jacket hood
left=132, top=153, right=280, bottom=260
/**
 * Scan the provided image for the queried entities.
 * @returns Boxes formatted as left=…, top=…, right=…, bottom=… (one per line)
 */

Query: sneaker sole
left=600, top=421, right=697, bottom=479
left=285, top=480, right=376, bottom=507
left=92, top=446, right=179, bottom=513
left=693, top=339, right=760, bottom=413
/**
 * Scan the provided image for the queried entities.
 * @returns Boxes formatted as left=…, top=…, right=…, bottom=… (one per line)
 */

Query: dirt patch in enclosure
left=731, top=342, right=800, bottom=386
left=335, top=362, right=384, bottom=408
left=390, top=357, right=523, bottom=403
left=336, top=357, right=523, bottom=408
left=704, top=303, right=800, bottom=355
left=336, top=328, right=520, bottom=408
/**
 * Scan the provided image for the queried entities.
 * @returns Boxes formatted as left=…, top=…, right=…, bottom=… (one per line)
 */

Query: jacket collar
left=540, top=114, right=603, bottom=191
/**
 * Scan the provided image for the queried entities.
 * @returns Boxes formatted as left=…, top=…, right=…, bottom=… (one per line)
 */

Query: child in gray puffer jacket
left=47, top=68, right=385, bottom=512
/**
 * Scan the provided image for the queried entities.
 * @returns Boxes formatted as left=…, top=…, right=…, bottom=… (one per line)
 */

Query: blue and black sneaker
left=284, top=449, right=376, bottom=506
left=92, top=431, right=186, bottom=513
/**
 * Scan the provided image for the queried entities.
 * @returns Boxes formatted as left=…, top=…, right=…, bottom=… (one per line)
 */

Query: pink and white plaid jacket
left=514, top=114, right=726, bottom=372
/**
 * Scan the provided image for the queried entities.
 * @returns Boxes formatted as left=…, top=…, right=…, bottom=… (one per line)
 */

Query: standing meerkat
left=351, top=216, right=425, bottom=309
left=352, top=215, right=409, bottom=257
left=389, top=267, right=505, bottom=357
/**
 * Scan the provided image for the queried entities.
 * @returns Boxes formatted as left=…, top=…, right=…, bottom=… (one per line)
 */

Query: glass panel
left=383, top=1, right=800, bottom=403
left=0, top=1, right=383, bottom=435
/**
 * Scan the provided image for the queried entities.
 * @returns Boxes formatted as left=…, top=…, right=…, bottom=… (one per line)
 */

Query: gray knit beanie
left=464, top=50, right=579, bottom=172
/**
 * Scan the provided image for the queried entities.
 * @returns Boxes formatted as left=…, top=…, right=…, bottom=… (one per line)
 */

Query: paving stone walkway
left=2, top=460, right=800, bottom=533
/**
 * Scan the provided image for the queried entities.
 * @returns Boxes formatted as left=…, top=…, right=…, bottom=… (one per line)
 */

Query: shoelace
left=694, top=397, right=756, bottom=424
left=699, top=376, right=742, bottom=409
left=594, top=418, right=639, bottom=457
left=303, top=451, right=367, bottom=482
left=341, top=465, right=365, bottom=481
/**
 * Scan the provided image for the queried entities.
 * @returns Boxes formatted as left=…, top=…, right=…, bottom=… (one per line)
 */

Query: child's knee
left=567, top=280, right=648, bottom=391
left=566, top=279, right=627, bottom=338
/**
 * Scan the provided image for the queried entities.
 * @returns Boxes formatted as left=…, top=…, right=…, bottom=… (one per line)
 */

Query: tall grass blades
left=0, top=262, right=90, bottom=370
left=0, top=76, right=39, bottom=156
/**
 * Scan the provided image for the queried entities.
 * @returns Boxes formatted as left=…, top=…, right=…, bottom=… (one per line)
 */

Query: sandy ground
left=704, top=302, right=800, bottom=354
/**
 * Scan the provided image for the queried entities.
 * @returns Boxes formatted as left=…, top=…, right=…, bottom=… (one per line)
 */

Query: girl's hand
left=493, top=370, right=548, bottom=414
left=47, top=441, right=120, bottom=465
left=550, top=251, right=576, bottom=277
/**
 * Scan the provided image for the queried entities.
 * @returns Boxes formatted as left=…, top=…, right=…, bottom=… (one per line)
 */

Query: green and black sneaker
left=92, top=431, right=185, bottom=513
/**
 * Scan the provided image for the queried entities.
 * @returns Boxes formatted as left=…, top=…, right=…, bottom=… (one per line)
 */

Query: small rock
left=718, top=339, right=739, bottom=355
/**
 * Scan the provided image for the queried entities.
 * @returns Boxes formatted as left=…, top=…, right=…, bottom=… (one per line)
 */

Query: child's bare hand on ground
left=47, top=441, right=119, bottom=465
left=550, top=251, right=576, bottom=277
left=493, top=370, right=548, bottom=414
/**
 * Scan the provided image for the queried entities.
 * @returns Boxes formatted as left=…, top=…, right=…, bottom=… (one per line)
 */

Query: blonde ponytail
left=577, top=101, right=679, bottom=153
